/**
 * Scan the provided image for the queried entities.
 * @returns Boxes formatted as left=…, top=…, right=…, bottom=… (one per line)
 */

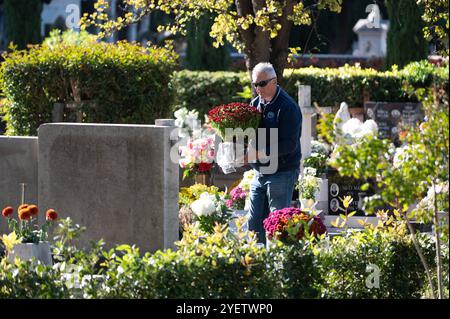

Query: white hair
left=252, top=62, right=277, bottom=81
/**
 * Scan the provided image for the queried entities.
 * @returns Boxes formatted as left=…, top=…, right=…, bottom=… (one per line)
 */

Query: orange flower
left=46, top=209, right=58, bottom=221
left=28, top=205, right=39, bottom=216
left=2, top=206, right=14, bottom=218
left=18, top=204, right=29, bottom=211
left=18, top=208, right=31, bottom=221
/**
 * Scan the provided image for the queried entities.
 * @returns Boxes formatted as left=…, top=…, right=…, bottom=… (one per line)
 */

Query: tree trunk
left=270, top=0, right=294, bottom=82
left=236, top=0, right=293, bottom=96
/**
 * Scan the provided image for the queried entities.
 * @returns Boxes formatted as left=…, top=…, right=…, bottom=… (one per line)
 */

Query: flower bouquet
left=190, top=192, right=232, bottom=233
left=296, top=170, right=321, bottom=210
left=2, top=204, right=58, bottom=244
left=1, top=204, right=58, bottom=265
left=179, top=184, right=224, bottom=232
left=179, top=136, right=215, bottom=180
left=263, top=207, right=326, bottom=244
left=208, top=102, right=261, bottom=141
left=226, top=170, right=254, bottom=210
left=208, top=103, right=260, bottom=174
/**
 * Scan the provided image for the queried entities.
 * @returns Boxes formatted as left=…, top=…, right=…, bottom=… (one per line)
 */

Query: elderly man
left=245, top=62, right=302, bottom=244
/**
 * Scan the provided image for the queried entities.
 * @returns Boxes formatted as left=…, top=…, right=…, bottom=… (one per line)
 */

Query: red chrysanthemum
left=208, top=102, right=261, bottom=139
left=28, top=204, right=39, bottom=216
left=2, top=206, right=14, bottom=218
left=263, top=207, right=326, bottom=242
left=18, top=208, right=32, bottom=221
left=45, top=209, right=58, bottom=221
left=198, top=162, right=213, bottom=172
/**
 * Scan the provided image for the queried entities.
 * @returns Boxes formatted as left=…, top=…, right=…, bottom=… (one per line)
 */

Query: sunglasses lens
left=254, top=79, right=268, bottom=87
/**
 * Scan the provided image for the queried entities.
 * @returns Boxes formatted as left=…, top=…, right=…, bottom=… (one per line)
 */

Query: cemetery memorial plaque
left=327, top=168, right=373, bottom=216
left=364, top=102, right=423, bottom=144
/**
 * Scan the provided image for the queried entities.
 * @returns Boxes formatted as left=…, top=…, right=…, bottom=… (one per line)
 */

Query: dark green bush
left=170, top=70, right=248, bottom=120
left=172, top=61, right=448, bottom=116
left=0, top=259, right=70, bottom=298
left=0, top=221, right=444, bottom=298
left=0, top=30, right=178, bottom=136
left=317, top=230, right=435, bottom=299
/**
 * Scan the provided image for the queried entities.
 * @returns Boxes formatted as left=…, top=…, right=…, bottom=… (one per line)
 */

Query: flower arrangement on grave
left=179, top=185, right=224, bottom=232
left=296, top=168, right=322, bottom=209
left=190, top=192, right=232, bottom=233
left=208, top=102, right=261, bottom=141
left=226, top=170, right=254, bottom=210
left=179, top=136, right=215, bottom=179
left=174, top=107, right=201, bottom=138
left=302, top=140, right=331, bottom=177
left=263, top=207, right=326, bottom=244
left=1, top=204, right=58, bottom=245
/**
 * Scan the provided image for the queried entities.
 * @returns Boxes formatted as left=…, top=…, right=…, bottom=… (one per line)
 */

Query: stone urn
left=8, top=242, right=53, bottom=266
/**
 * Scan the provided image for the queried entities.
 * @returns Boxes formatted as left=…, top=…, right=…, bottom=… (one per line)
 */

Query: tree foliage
left=417, top=0, right=449, bottom=56
left=3, top=0, right=43, bottom=50
left=386, top=0, right=428, bottom=69
left=80, top=0, right=342, bottom=80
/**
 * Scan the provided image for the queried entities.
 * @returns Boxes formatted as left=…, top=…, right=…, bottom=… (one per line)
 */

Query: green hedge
left=1, top=226, right=445, bottom=299
left=172, top=61, right=449, bottom=119
left=170, top=70, right=248, bottom=120
left=0, top=31, right=178, bottom=136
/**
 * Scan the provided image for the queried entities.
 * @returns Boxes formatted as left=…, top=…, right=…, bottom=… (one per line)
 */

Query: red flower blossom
left=198, top=162, right=213, bottom=172
left=18, top=204, right=29, bottom=211
left=18, top=208, right=31, bottom=221
left=263, top=207, right=326, bottom=242
left=2, top=206, right=14, bottom=218
left=208, top=102, right=261, bottom=139
left=28, top=204, right=39, bottom=216
left=46, top=209, right=58, bottom=221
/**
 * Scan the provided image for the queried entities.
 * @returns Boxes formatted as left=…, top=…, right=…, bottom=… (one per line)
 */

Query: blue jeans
left=248, top=169, right=300, bottom=244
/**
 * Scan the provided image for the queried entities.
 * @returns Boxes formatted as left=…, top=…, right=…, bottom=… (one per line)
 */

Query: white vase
left=300, top=198, right=315, bottom=210
left=8, top=242, right=53, bottom=266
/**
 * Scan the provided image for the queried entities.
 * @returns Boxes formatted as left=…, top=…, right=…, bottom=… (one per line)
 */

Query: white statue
left=333, top=102, right=351, bottom=134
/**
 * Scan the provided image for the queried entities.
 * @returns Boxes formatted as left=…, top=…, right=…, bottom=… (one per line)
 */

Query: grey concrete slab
left=38, top=123, right=179, bottom=253
left=0, top=136, right=38, bottom=235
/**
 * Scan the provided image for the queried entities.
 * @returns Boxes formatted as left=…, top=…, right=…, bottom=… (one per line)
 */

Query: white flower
left=303, top=167, right=317, bottom=177
left=361, top=119, right=378, bottom=136
left=342, top=118, right=379, bottom=140
left=190, top=192, right=217, bottom=217
left=393, top=144, right=425, bottom=168
left=311, top=140, right=330, bottom=155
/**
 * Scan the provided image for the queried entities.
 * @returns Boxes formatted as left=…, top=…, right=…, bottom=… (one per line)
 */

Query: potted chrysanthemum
left=208, top=102, right=261, bottom=174
left=263, top=207, right=326, bottom=246
left=1, top=204, right=58, bottom=265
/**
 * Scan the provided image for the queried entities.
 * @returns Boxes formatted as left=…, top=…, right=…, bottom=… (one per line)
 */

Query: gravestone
left=327, top=168, right=373, bottom=216
left=364, top=101, right=423, bottom=144
left=38, top=123, right=179, bottom=253
left=0, top=136, right=39, bottom=235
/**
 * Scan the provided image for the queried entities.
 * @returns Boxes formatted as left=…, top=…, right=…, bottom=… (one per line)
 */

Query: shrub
left=87, top=224, right=274, bottom=298
left=170, top=70, right=248, bottom=120
left=0, top=30, right=178, bottom=136
left=171, top=61, right=448, bottom=116
left=0, top=259, right=70, bottom=298
left=316, top=229, right=434, bottom=298
left=0, top=218, right=443, bottom=298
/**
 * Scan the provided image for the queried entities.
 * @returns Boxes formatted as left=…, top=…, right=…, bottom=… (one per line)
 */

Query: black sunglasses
left=253, top=77, right=275, bottom=88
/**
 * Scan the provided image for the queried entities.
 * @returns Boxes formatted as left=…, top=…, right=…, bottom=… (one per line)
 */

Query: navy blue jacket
left=249, top=86, right=302, bottom=173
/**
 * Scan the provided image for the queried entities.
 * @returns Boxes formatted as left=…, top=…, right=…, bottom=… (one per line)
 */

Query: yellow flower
left=1, top=232, right=22, bottom=251
left=340, top=195, right=353, bottom=209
